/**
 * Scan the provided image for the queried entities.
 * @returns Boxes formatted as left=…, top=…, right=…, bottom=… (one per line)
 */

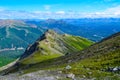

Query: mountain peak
left=45, top=29, right=56, bottom=35
left=18, top=30, right=93, bottom=64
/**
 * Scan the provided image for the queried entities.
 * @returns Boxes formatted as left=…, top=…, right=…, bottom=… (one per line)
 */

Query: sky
left=0, top=0, right=120, bottom=19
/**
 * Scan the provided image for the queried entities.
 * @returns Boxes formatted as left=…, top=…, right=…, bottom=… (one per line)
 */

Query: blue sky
left=0, top=0, right=120, bottom=19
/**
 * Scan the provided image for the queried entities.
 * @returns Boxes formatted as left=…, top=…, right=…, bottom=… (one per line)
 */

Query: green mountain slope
left=19, top=29, right=93, bottom=65
left=36, top=32, right=120, bottom=79
left=0, top=20, right=44, bottom=67
left=6, top=32, right=120, bottom=79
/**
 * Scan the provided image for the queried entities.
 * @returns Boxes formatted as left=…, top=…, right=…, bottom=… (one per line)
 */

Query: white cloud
left=104, top=5, right=120, bottom=14
left=93, top=5, right=120, bottom=18
left=0, top=7, right=5, bottom=11
left=0, top=5, right=120, bottom=19
left=56, top=11, right=65, bottom=14
left=35, top=6, right=120, bottom=18
left=44, top=5, right=51, bottom=10
left=78, top=5, right=120, bottom=18
left=33, top=11, right=42, bottom=14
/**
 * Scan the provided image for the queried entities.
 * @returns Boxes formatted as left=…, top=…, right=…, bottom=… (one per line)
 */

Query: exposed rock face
left=20, top=42, right=39, bottom=60
left=65, top=65, right=72, bottom=70
left=107, top=66, right=120, bottom=72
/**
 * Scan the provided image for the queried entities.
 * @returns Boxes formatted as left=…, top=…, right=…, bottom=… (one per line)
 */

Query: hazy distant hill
left=0, top=20, right=44, bottom=67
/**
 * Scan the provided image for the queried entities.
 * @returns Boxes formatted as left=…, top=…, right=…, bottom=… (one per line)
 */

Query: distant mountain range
left=26, top=18, right=120, bottom=42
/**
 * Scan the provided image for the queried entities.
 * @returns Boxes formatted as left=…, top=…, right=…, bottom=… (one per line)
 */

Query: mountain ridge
left=18, top=29, right=93, bottom=64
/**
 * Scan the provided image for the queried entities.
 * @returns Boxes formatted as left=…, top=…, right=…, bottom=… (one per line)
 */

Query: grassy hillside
left=59, top=49, right=120, bottom=80
left=7, top=32, right=120, bottom=79
left=19, top=30, right=93, bottom=65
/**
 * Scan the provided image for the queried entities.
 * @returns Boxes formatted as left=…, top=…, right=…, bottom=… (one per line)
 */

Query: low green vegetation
left=62, top=34, right=93, bottom=51
left=62, top=49, right=120, bottom=79
left=21, top=51, right=62, bottom=64
left=21, top=49, right=120, bottom=79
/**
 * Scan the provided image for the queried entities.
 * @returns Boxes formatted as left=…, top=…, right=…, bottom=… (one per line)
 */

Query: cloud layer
left=0, top=6, right=120, bottom=19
